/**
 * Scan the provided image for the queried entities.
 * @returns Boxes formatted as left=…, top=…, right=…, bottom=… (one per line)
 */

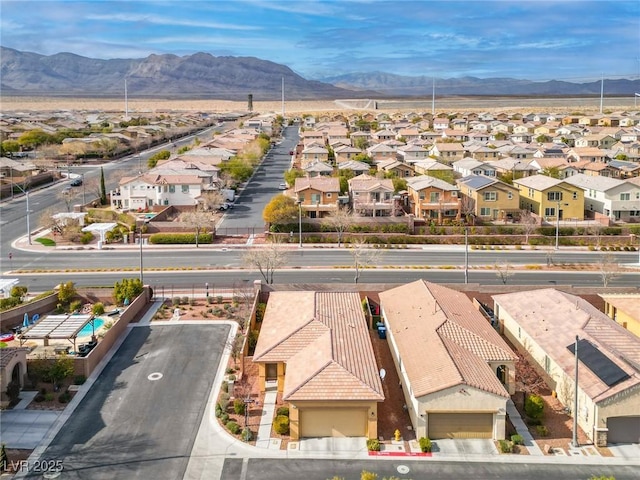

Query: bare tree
left=598, top=253, right=620, bottom=287
left=180, top=210, right=214, bottom=248
left=200, top=190, right=226, bottom=212
left=459, top=195, right=476, bottom=224
left=519, top=210, right=537, bottom=244
left=494, top=260, right=514, bottom=285
left=39, top=206, right=64, bottom=235
left=325, top=208, right=357, bottom=247
left=242, top=241, right=288, bottom=284
left=59, top=188, right=77, bottom=212
left=349, top=238, right=381, bottom=284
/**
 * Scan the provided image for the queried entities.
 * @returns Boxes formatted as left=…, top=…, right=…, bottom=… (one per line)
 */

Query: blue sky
left=1, top=0, right=639, bottom=81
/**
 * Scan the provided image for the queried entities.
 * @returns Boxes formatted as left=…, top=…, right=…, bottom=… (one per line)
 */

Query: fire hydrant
left=394, top=429, right=401, bottom=441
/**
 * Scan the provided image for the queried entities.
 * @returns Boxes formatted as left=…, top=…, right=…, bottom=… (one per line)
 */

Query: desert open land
left=2, top=96, right=638, bottom=115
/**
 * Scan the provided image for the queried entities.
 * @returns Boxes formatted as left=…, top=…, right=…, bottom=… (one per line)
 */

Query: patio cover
left=81, top=222, right=118, bottom=244
left=20, top=314, right=94, bottom=348
left=0, top=278, right=19, bottom=298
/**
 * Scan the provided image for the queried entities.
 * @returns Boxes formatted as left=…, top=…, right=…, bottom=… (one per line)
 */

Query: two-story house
left=453, top=158, right=497, bottom=178
left=514, top=175, right=584, bottom=220
left=292, top=176, right=340, bottom=218
left=300, top=145, right=330, bottom=168
left=457, top=175, right=520, bottom=220
left=406, top=175, right=461, bottom=223
left=428, top=142, right=466, bottom=164
left=376, top=159, right=415, bottom=178
left=564, top=173, right=640, bottom=221
left=333, top=145, right=363, bottom=164
left=396, top=144, right=429, bottom=164
left=367, top=143, right=397, bottom=164
left=348, top=175, right=395, bottom=217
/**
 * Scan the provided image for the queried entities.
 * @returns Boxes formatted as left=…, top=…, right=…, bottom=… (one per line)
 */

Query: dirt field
left=3, top=96, right=636, bottom=115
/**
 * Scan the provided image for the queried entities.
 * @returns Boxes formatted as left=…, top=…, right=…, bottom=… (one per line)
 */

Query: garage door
left=607, top=416, right=640, bottom=444
left=428, top=413, right=493, bottom=439
left=299, top=409, right=366, bottom=438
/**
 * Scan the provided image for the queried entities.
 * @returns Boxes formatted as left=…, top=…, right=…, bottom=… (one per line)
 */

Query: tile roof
left=406, top=175, right=459, bottom=192
left=0, top=347, right=29, bottom=369
left=492, top=289, right=640, bottom=403
left=379, top=280, right=515, bottom=399
left=294, top=176, right=340, bottom=193
left=563, top=173, right=626, bottom=192
left=348, top=175, right=393, bottom=192
left=253, top=291, right=384, bottom=402
left=513, top=174, right=564, bottom=190
left=598, top=294, right=640, bottom=322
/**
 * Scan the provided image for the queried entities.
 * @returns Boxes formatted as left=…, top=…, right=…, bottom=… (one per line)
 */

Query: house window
left=451, top=191, right=458, bottom=197
left=544, top=355, right=551, bottom=374
left=620, top=193, right=630, bottom=201
left=548, top=191, right=563, bottom=201
left=182, top=185, right=189, bottom=193
left=572, top=191, right=577, bottom=200
left=419, top=193, right=425, bottom=200
left=169, top=185, right=175, bottom=193
left=544, top=207, right=556, bottom=217
left=311, top=193, right=321, bottom=204
left=326, top=193, right=332, bottom=198
left=507, top=192, right=513, bottom=199
left=164, top=199, right=169, bottom=205
left=480, top=207, right=491, bottom=216
left=528, top=188, right=534, bottom=197
left=429, top=192, right=440, bottom=202
left=483, top=191, right=497, bottom=201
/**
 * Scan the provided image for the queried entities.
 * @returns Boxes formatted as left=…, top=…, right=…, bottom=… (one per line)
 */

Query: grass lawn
left=35, top=237, right=56, bottom=246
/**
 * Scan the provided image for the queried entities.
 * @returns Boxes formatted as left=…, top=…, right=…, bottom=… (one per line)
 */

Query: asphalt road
left=217, top=124, right=299, bottom=232
left=221, top=458, right=640, bottom=480
left=27, top=323, right=229, bottom=480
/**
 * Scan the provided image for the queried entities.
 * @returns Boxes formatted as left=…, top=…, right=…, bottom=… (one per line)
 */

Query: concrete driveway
left=26, top=323, right=230, bottom=480
left=432, top=439, right=498, bottom=456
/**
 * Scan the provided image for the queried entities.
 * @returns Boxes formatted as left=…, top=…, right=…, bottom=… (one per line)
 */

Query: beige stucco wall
left=603, top=302, right=640, bottom=338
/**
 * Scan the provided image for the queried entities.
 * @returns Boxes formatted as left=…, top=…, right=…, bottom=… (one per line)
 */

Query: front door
left=266, top=363, right=277, bottom=381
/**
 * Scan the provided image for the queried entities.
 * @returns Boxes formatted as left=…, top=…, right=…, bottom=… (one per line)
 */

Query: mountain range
left=2, top=47, right=639, bottom=100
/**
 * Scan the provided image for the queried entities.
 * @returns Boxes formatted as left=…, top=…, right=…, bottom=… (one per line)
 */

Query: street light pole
left=297, top=200, right=302, bottom=248
left=13, top=184, right=32, bottom=245
left=571, top=335, right=579, bottom=448
left=82, top=173, right=86, bottom=205
left=139, top=228, right=144, bottom=284
left=464, top=227, right=469, bottom=284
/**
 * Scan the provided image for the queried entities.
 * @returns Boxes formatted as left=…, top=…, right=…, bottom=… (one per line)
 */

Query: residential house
left=337, top=160, right=371, bottom=176
left=371, top=129, right=397, bottom=143
left=607, top=159, right=640, bottom=179
left=469, top=145, right=500, bottom=162
left=303, top=161, right=334, bottom=177
left=397, top=128, right=421, bottom=142
left=493, top=289, right=640, bottom=445
left=406, top=175, right=461, bottom=223
left=433, top=117, right=450, bottom=131
left=413, top=160, right=454, bottom=180
left=428, top=142, right=466, bottom=164
left=110, top=166, right=215, bottom=210
left=514, top=175, right=584, bottom=220
left=396, top=144, right=429, bottom=164
left=489, top=158, right=538, bottom=179
left=457, top=175, right=520, bottom=220
left=599, top=294, right=640, bottom=338
left=252, top=291, right=384, bottom=440
left=377, top=159, right=415, bottom=178
left=326, top=127, right=350, bottom=145
left=452, top=158, right=497, bottom=178
left=379, top=280, right=516, bottom=440
left=300, top=130, right=325, bottom=146
left=300, top=145, right=330, bottom=168
left=333, top=145, right=363, bottom=164
left=567, top=147, right=610, bottom=163
left=367, top=143, right=397, bottom=163
left=348, top=174, right=395, bottom=217
left=529, top=158, right=580, bottom=179
left=578, top=161, right=620, bottom=178
left=575, top=134, right=617, bottom=149
left=292, top=176, right=340, bottom=218
left=564, top=174, right=640, bottom=221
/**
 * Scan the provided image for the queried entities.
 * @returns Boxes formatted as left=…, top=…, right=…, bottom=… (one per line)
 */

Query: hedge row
left=149, top=233, right=213, bottom=244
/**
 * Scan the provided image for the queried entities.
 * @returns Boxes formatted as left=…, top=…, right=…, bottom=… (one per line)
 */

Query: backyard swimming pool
left=78, top=318, right=105, bottom=337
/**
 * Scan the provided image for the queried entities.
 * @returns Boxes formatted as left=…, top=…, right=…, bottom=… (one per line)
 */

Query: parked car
left=279, top=183, right=287, bottom=190
left=70, top=178, right=83, bottom=186
left=289, top=150, right=294, bottom=155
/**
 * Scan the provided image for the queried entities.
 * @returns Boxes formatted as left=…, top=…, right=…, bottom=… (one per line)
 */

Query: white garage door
left=428, top=413, right=493, bottom=439
left=299, top=408, right=367, bottom=438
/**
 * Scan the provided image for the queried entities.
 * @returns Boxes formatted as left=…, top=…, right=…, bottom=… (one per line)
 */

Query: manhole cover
left=397, top=465, right=410, bottom=474
left=148, top=372, right=163, bottom=381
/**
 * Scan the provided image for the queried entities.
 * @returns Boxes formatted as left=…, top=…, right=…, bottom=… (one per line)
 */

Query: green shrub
left=219, top=392, right=230, bottom=411
left=366, top=438, right=381, bottom=451
left=33, top=393, right=45, bottom=403
left=0, top=297, right=22, bottom=311
left=148, top=233, right=213, bottom=244
left=69, top=299, right=83, bottom=313
left=221, top=382, right=228, bottom=393
left=536, top=425, right=549, bottom=437
left=58, top=391, right=71, bottom=403
left=601, top=227, right=622, bottom=235
left=498, top=439, right=513, bottom=453
left=44, top=393, right=54, bottom=402
left=419, top=437, right=432, bottom=452
left=74, top=375, right=86, bottom=385
left=92, top=302, right=105, bottom=315
left=233, top=398, right=246, bottom=415
left=273, top=415, right=290, bottom=435
left=525, top=394, right=545, bottom=420
left=215, top=403, right=222, bottom=418
left=226, top=421, right=240, bottom=435
left=276, top=406, right=290, bottom=417
left=172, top=297, right=181, bottom=305
left=242, top=428, right=253, bottom=442
left=220, top=412, right=229, bottom=423
left=511, top=434, right=524, bottom=445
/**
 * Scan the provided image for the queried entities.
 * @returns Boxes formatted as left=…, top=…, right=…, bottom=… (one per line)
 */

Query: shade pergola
left=20, top=314, right=95, bottom=349
left=81, top=222, right=118, bottom=246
